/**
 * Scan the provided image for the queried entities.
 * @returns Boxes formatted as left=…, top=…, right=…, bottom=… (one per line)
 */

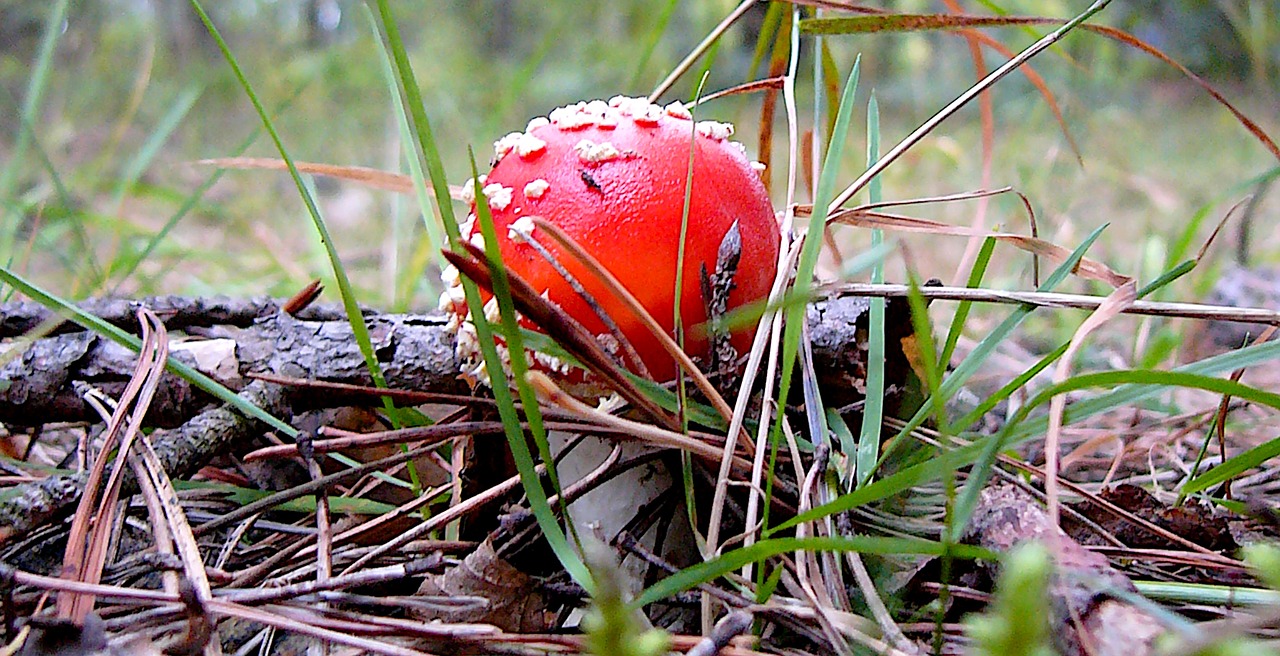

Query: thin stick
left=827, top=283, right=1280, bottom=326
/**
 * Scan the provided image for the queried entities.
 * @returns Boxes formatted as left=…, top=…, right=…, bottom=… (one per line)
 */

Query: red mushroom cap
left=444, top=96, right=780, bottom=383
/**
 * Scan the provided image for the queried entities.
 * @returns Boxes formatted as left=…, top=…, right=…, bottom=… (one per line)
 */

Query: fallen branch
left=0, top=296, right=887, bottom=427
left=0, top=295, right=356, bottom=339
left=0, top=311, right=464, bottom=427
left=0, top=295, right=881, bottom=545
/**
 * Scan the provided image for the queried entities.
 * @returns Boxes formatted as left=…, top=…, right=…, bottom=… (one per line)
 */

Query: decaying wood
left=0, top=296, right=875, bottom=427
left=0, top=294, right=877, bottom=545
left=0, top=311, right=465, bottom=427
left=966, top=484, right=1166, bottom=656
left=0, top=295, right=355, bottom=339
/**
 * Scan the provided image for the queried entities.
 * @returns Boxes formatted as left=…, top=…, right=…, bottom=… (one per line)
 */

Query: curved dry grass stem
left=729, top=7, right=807, bottom=588
left=198, top=157, right=465, bottom=200
left=516, top=226, right=652, bottom=380
left=59, top=308, right=170, bottom=621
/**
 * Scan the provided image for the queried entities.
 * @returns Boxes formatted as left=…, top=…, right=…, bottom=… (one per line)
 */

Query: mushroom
left=442, top=96, right=780, bottom=385
left=441, top=97, right=780, bottom=595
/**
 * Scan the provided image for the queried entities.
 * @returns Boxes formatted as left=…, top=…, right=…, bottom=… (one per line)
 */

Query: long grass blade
left=856, top=93, right=884, bottom=488
left=636, top=535, right=991, bottom=608
left=189, top=1, right=402, bottom=429
left=0, top=0, right=71, bottom=269
left=467, top=157, right=589, bottom=588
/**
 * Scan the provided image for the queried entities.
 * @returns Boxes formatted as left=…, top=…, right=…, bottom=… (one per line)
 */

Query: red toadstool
left=442, top=96, right=780, bottom=385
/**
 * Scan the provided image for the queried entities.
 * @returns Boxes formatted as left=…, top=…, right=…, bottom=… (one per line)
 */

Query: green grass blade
left=939, top=237, right=996, bottom=368
left=468, top=158, right=588, bottom=587
left=108, top=89, right=307, bottom=292
left=108, top=85, right=203, bottom=213
left=628, top=0, right=680, bottom=90
left=189, top=1, right=403, bottom=426
left=635, top=535, right=992, bottom=607
left=673, top=75, right=711, bottom=434
left=906, top=276, right=943, bottom=425
left=370, top=2, right=461, bottom=247
left=364, top=4, right=446, bottom=281
left=827, top=408, right=858, bottom=484
left=996, top=340, right=1280, bottom=449
left=762, top=53, right=859, bottom=534
left=773, top=52, right=859, bottom=467
left=949, top=341, right=1070, bottom=432
left=0, top=86, right=87, bottom=295
left=370, top=1, right=590, bottom=589
left=767, top=438, right=989, bottom=536
left=856, top=92, right=884, bottom=488
left=1134, top=580, right=1280, bottom=607
left=877, top=224, right=1110, bottom=471
left=747, top=2, right=786, bottom=79
left=0, top=0, right=73, bottom=291
left=93, top=84, right=203, bottom=289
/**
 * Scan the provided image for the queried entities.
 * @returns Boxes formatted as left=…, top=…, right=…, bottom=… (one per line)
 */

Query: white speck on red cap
left=482, top=297, right=502, bottom=323
left=508, top=216, right=536, bottom=243
left=493, top=132, right=522, bottom=160
left=495, top=131, right=547, bottom=160
left=573, top=139, right=621, bottom=163
left=664, top=101, right=692, bottom=120
left=517, top=133, right=547, bottom=157
left=524, top=178, right=550, bottom=199
left=441, top=264, right=460, bottom=285
left=459, top=175, right=487, bottom=204
left=696, top=120, right=734, bottom=141
left=549, top=103, right=595, bottom=130
left=609, top=96, right=662, bottom=125
left=633, top=104, right=662, bottom=125
left=481, top=183, right=514, bottom=211
left=596, top=110, right=620, bottom=129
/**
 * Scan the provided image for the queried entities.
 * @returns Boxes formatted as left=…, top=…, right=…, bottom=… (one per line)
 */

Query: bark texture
left=966, top=484, right=1166, bottom=656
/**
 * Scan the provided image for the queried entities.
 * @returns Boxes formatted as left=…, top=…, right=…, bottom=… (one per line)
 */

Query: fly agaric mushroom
left=442, top=96, right=779, bottom=385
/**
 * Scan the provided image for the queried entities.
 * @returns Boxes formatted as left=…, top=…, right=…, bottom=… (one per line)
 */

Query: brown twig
left=827, top=283, right=1280, bottom=326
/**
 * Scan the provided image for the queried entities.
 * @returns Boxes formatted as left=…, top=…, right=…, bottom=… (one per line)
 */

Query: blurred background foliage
left=0, top=0, right=1277, bottom=314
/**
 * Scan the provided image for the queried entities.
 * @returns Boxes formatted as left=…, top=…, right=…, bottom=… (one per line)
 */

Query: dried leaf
left=413, top=539, right=552, bottom=633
